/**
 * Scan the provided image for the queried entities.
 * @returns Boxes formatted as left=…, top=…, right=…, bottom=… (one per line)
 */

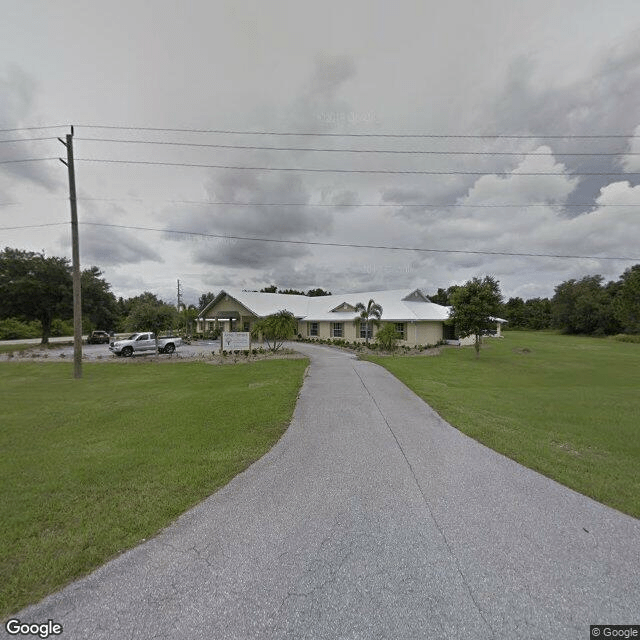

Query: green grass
left=0, top=358, right=308, bottom=617
left=365, top=331, right=640, bottom=519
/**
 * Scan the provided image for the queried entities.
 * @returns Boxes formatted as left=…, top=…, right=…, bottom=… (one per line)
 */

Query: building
left=196, top=288, right=504, bottom=347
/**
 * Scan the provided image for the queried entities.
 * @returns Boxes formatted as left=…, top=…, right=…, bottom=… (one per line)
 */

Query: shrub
left=612, top=334, right=640, bottom=343
left=375, top=324, right=401, bottom=351
left=0, top=318, right=42, bottom=340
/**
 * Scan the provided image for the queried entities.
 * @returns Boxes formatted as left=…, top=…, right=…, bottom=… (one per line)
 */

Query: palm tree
left=355, top=299, right=383, bottom=346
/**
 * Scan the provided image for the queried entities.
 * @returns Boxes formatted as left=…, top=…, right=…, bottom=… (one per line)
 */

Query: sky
left=2, top=0, right=640, bottom=306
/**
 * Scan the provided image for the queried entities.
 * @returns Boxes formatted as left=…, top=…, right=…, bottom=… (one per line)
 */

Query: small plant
left=375, top=324, right=401, bottom=352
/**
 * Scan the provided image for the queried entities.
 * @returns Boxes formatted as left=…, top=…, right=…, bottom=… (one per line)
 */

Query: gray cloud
left=79, top=225, right=164, bottom=266
left=0, top=65, right=60, bottom=192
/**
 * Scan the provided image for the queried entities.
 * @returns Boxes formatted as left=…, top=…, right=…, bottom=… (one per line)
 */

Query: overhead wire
left=73, top=137, right=640, bottom=156
left=78, top=222, right=640, bottom=262
left=74, top=158, right=640, bottom=176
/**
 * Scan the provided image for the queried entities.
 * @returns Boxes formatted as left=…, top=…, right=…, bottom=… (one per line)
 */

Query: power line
left=75, top=197, right=638, bottom=209
left=74, top=137, right=640, bottom=156
left=0, top=137, right=57, bottom=144
left=75, top=158, right=640, bottom=176
left=0, top=125, right=68, bottom=133
left=1, top=196, right=636, bottom=209
left=0, top=222, right=68, bottom=231
left=76, top=124, right=640, bottom=139
left=0, top=157, right=58, bottom=164
left=80, top=222, right=640, bottom=262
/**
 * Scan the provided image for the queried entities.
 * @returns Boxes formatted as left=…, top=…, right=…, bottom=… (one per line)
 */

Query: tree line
left=0, top=248, right=207, bottom=343
left=428, top=265, right=640, bottom=336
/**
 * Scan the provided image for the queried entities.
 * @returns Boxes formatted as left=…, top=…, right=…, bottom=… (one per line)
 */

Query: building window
left=359, top=322, right=373, bottom=339
left=243, top=322, right=250, bottom=332
left=308, top=322, right=318, bottom=337
left=331, top=322, right=343, bottom=338
left=395, top=322, right=406, bottom=340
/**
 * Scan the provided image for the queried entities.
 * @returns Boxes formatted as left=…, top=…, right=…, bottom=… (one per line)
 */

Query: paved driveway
left=5, top=343, right=639, bottom=639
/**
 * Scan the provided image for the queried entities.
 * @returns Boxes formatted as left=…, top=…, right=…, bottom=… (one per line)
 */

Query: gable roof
left=201, top=288, right=451, bottom=322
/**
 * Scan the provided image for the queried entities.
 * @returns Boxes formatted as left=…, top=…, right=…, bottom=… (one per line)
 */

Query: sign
left=222, top=332, right=251, bottom=351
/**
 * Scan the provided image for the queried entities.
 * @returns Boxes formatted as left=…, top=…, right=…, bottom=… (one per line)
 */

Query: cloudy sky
left=2, top=0, right=640, bottom=306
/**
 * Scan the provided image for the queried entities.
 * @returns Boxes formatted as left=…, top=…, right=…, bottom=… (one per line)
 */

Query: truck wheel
left=122, top=346, right=133, bottom=357
left=164, top=343, right=175, bottom=354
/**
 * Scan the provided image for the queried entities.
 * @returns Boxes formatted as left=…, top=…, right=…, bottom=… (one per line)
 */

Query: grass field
left=0, top=358, right=308, bottom=617
left=365, top=331, right=640, bottom=519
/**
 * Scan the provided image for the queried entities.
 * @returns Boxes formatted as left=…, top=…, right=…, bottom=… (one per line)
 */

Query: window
left=331, top=322, right=343, bottom=338
left=243, top=322, right=250, bottom=332
left=395, top=323, right=405, bottom=340
left=308, top=322, right=318, bottom=337
left=359, top=322, right=373, bottom=339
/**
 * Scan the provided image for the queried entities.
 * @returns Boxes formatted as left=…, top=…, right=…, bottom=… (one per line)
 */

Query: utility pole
left=59, top=126, right=82, bottom=379
left=177, top=279, right=183, bottom=309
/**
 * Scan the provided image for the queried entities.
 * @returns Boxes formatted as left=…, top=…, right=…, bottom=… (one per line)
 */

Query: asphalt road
left=4, top=343, right=639, bottom=639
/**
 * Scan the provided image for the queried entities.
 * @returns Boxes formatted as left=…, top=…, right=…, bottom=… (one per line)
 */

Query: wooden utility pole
left=59, top=126, right=82, bottom=378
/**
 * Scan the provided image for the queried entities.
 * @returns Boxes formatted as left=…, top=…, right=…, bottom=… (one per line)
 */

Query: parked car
left=109, top=332, right=182, bottom=356
left=87, top=330, right=111, bottom=344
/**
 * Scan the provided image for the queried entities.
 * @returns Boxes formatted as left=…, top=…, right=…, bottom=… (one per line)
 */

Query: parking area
left=0, top=340, right=224, bottom=361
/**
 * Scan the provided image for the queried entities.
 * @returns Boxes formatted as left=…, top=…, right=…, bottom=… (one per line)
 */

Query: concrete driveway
left=5, top=343, right=639, bottom=639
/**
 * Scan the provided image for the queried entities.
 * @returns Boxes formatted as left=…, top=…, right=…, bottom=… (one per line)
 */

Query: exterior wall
left=198, top=296, right=256, bottom=333
left=414, top=321, right=444, bottom=346
left=300, top=319, right=444, bottom=347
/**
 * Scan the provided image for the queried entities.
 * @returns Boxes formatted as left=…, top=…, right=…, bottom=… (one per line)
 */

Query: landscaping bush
left=612, top=334, right=640, bottom=343
left=0, top=318, right=42, bottom=340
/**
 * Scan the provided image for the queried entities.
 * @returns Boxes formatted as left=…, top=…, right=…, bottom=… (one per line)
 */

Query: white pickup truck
left=109, top=332, right=182, bottom=357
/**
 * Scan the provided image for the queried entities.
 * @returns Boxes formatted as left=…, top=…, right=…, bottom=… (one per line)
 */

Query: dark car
left=87, top=330, right=110, bottom=344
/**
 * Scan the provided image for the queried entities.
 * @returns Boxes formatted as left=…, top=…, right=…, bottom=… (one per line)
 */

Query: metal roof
left=201, top=288, right=454, bottom=322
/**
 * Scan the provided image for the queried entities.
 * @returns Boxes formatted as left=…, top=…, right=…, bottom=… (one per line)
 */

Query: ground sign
left=222, top=332, right=251, bottom=351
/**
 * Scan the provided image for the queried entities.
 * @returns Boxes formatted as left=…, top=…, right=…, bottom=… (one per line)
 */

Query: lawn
left=365, top=331, right=640, bottom=519
left=0, top=358, right=308, bottom=617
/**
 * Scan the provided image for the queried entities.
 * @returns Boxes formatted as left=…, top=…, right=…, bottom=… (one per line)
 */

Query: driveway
left=5, top=343, right=639, bottom=639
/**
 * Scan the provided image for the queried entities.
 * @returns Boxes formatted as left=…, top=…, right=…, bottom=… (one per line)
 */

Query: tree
left=354, top=298, right=383, bottom=346
left=551, top=276, right=620, bottom=335
left=260, top=285, right=278, bottom=293
left=306, top=288, right=332, bottom=297
left=179, top=304, right=199, bottom=336
left=81, top=266, right=118, bottom=331
left=614, top=264, right=640, bottom=334
left=0, top=247, right=73, bottom=344
left=504, top=297, right=526, bottom=328
left=428, top=285, right=461, bottom=306
left=278, top=288, right=305, bottom=295
left=198, top=291, right=216, bottom=311
left=251, top=310, right=298, bottom=352
left=375, top=323, right=401, bottom=351
left=124, top=300, right=178, bottom=354
left=449, top=276, right=503, bottom=357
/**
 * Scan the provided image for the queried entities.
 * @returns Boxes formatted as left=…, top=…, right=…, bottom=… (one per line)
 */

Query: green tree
left=306, top=288, right=332, bottom=297
left=260, top=285, right=278, bottom=293
left=251, top=310, right=298, bottom=352
left=81, top=266, right=117, bottom=331
left=178, top=304, right=199, bottom=335
left=449, top=276, right=503, bottom=357
left=124, top=300, right=178, bottom=354
left=614, top=264, right=640, bottom=334
left=198, top=291, right=216, bottom=311
left=354, top=298, right=383, bottom=346
left=0, top=247, right=73, bottom=344
left=375, top=323, right=401, bottom=351
left=504, top=297, right=527, bottom=328
left=552, top=276, right=620, bottom=335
